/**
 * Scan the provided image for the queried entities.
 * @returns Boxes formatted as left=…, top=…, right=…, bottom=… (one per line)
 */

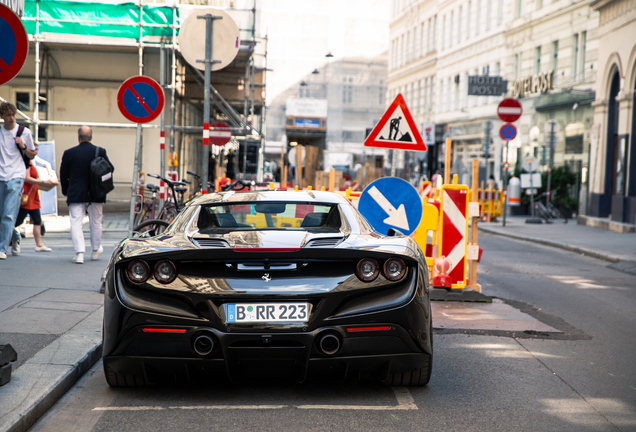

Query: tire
left=133, top=219, right=169, bottom=237
left=382, top=319, right=433, bottom=387
left=104, top=365, right=146, bottom=387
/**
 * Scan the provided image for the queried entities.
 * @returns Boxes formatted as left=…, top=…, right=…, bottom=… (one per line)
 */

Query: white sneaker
left=0, top=252, right=6, bottom=260
left=11, top=238, right=20, bottom=256
left=35, top=245, right=53, bottom=252
left=91, top=245, right=104, bottom=260
left=72, top=253, right=84, bottom=264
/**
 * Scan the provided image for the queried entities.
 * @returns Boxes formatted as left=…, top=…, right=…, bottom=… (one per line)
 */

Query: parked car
left=102, top=190, right=432, bottom=386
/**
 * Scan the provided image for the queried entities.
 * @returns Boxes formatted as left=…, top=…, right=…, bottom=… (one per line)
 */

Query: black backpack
left=89, top=146, right=114, bottom=201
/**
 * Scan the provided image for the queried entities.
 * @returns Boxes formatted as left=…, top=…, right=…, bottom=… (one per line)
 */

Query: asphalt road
left=28, top=233, right=636, bottom=432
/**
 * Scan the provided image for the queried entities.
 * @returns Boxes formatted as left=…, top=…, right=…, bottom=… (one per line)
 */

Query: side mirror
left=387, top=228, right=404, bottom=237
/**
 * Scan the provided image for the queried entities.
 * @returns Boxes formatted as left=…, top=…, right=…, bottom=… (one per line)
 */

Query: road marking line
left=93, top=405, right=286, bottom=411
left=92, top=387, right=418, bottom=411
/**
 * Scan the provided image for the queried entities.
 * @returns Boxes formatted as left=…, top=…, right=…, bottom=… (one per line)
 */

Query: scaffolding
left=16, top=0, right=267, bottom=183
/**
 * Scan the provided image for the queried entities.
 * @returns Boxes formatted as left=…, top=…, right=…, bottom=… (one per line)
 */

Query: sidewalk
left=478, top=214, right=636, bottom=274
left=0, top=212, right=129, bottom=432
left=1, top=212, right=635, bottom=432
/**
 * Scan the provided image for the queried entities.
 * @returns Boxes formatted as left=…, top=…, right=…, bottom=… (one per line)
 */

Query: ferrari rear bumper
left=103, top=324, right=431, bottom=384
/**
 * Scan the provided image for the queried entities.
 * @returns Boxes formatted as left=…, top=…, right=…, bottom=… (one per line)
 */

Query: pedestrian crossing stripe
left=364, top=94, right=427, bottom=152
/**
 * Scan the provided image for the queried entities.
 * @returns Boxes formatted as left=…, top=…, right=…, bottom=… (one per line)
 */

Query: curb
left=478, top=226, right=623, bottom=263
left=0, top=308, right=103, bottom=432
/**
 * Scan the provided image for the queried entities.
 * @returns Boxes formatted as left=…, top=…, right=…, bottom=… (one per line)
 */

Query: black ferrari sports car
left=102, top=190, right=433, bottom=386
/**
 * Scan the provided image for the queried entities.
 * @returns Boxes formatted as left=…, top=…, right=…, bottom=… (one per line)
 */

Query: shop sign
left=467, top=76, right=508, bottom=96
left=510, top=71, right=554, bottom=98
left=421, top=123, right=435, bottom=146
left=293, top=118, right=322, bottom=128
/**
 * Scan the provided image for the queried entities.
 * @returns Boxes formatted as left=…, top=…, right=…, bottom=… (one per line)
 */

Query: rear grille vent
left=192, top=238, right=229, bottom=249
left=305, top=238, right=342, bottom=248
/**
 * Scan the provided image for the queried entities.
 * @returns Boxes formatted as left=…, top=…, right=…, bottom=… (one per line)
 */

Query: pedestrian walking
left=15, top=158, right=53, bottom=252
left=60, top=126, right=114, bottom=264
left=0, top=102, right=37, bottom=260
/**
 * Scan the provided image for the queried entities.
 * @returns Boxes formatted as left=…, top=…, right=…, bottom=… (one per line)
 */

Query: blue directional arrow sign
left=358, top=177, right=423, bottom=236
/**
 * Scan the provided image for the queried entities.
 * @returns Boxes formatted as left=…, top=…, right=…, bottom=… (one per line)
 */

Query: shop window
left=565, top=135, right=583, bottom=154
left=565, top=122, right=585, bottom=154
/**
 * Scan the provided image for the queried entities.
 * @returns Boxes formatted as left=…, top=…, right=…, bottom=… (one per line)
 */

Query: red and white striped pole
left=202, top=122, right=209, bottom=194
left=159, top=131, right=166, bottom=200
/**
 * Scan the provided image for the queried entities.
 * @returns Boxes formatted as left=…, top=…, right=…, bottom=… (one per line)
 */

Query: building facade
left=589, top=0, right=636, bottom=224
left=389, top=0, right=601, bottom=217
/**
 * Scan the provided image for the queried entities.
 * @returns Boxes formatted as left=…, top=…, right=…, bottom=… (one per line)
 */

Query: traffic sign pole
left=546, top=121, right=556, bottom=204
left=502, top=157, right=509, bottom=227
left=198, top=13, right=222, bottom=194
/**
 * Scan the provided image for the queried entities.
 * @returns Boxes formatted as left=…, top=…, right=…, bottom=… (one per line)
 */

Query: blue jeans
left=0, top=178, right=25, bottom=253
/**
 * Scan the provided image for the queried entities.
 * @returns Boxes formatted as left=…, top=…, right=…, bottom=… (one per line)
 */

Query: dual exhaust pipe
left=193, top=332, right=215, bottom=356
left=192, top=330, right=342, bottom=357
left=317, top=332, right=341, bottom=356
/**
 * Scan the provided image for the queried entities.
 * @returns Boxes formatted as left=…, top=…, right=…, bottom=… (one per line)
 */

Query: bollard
left=0, top=344, right=17, bottom=386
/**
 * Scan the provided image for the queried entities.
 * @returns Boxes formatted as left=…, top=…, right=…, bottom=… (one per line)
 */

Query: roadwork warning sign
left=364, top=94, right=427, bottom=152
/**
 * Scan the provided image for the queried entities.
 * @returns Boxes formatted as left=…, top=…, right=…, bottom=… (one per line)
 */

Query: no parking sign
left=0, top=3, right=29, bottom=86
left=117, top=76, right=164, bottom=123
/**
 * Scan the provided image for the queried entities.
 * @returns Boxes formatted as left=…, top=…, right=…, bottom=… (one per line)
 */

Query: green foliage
left=541, top=165, right=578, bottom=208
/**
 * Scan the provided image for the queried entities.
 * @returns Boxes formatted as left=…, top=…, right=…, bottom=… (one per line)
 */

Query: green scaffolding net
left=23, top=0, right=179, bottom=40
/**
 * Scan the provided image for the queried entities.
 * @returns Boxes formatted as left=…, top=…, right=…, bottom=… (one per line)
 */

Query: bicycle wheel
left=534, top=203, right=552, bottom=223
left=548, top=204, right=568, bottom=224
left=133, top=219, right=169, bottom=237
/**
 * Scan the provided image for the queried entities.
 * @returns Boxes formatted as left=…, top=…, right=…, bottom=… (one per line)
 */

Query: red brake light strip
left=346, top=326, right=391, bottom=332
left=142, top=328, right=187, bottom=333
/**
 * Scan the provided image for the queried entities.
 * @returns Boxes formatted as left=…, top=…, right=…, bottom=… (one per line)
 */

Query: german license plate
left=226, top=303, right=310, bottom=323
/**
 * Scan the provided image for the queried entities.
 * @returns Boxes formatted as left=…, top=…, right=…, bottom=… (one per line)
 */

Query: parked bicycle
left=532, top=192, right=567, bottom=224
left=132, top=174, right=188, bottom=237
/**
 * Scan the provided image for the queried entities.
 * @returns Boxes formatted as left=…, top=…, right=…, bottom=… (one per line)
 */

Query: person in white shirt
left=0, top=102, right=37, bottom=259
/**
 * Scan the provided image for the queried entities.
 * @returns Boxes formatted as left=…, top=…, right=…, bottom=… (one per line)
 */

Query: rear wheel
left=104, top=365, right=146, bottom=387
left=133, top=219, right=169, bottom=237
left=382, top=318, right=433, bottom=386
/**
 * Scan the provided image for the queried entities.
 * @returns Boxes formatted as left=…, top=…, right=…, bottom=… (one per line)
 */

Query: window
left=516, top=0, right=523, bottom=17
left=427, top=18, right=432, bottom=52
left=438, top=79, right=443, bottom=111
left=572, top=34, right=579, bottom=79
left=497, top=0, right=503, bottom=24
left=535, top=46, right=541, bottom=74
left=417, top=81, right=422, bottom=112
left=476, top=0, right=481, bottom=34
left=450, top=11, right=454, bottom=47
left=198, top=203, right=341, bottom=232
left=16, top=92, right=30, bottom=111
left=342, top=77, right=353, bottom=104
left=454, top=78, right=460, bottom=110
left=467, top=2, right=472, bottom=39
left=441, top=15, right=446, bottom=50
left=552, top=40, right=559, bottom=72
left=463, top=72, right=469, bottom=108
left=580, top=31, right=587, bottom=79
left=458, top=7, right=462, bottom=44
left=483, top=65, right=490, bottom=75
left=433, top=16, right=437, bottom=50
left=38, top=93, right=47, bottom=113
left=420, top=22, right=425, bottom=57
left=446, top=79, right=451, bottom=112
left=494, top=62, right=501, bottom=78
left=486, top=0, right=491, bottom=31
left=406, top=31, right=411, bottom=63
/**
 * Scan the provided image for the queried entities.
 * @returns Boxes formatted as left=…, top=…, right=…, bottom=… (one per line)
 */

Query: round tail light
left=356, top=258, right=379, bottom=282
left=383, top=258, right=407, bottom=281
left=154, top=260, right=177, bottom=284
left=127, top=260, right=150, bottom=283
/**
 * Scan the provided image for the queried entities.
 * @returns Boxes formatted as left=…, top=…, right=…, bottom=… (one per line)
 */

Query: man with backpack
left=60, top=126, right=114, bottom=264
left=0, top=102, right=37, bottom=260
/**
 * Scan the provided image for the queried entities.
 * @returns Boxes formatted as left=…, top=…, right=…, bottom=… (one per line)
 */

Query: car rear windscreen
left=198, top=202, right=341, bottom=231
